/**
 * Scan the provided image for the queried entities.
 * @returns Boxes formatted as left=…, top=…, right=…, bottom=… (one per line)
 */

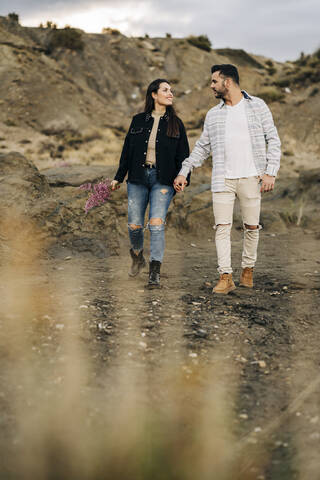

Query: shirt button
left=145, top=140, right=148, bottom=143
left=144, top=152, right=146, bottom=155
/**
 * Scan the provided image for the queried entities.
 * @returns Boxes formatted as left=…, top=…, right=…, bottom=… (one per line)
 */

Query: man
left=174, top=64, right=281, bottom=294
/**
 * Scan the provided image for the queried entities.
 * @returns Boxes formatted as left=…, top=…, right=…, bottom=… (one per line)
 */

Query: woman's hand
left=110, top=180, right=120, bottom=191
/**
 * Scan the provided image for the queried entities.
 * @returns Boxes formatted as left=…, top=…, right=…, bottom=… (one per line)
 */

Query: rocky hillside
left=0, top=15, right=319, bottom=174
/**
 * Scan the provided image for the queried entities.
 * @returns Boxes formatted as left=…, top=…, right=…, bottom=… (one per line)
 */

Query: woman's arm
left=113, top=119, right=134, bottom=183
left=175, top=120, right=190, bottom=184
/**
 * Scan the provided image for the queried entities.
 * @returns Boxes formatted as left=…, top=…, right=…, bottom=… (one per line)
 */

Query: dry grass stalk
left=0, top=211, right=266, bottom=479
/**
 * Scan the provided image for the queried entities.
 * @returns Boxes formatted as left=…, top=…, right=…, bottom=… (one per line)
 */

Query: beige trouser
left=212, top=177, right=261, bottom=274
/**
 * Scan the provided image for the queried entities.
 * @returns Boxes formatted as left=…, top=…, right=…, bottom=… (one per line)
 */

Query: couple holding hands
left=111, top=64, right=281, bottom=293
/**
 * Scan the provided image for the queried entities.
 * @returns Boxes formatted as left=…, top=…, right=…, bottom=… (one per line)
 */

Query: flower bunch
left=79, top=179, right=111, bottom=214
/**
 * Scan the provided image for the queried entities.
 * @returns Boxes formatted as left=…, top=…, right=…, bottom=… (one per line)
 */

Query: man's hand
left=260, top=174, right=275, bottom=193
left=110, top=180, right=120, bottom=191
left=173, top=175, right=187, bottom=193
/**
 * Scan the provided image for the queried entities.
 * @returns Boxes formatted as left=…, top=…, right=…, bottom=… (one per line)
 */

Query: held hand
left=260, top=174, right=275, bottom=193
left=173, top=175, right=187, bottom=193
left=110, top=180, right=120, bottom=191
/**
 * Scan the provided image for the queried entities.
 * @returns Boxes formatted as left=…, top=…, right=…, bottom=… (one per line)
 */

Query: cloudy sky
left=1, top=0, right=319, bottom=61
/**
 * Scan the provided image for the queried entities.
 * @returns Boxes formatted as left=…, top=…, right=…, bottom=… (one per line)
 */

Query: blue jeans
left=127, top=168, right=174, bottom=262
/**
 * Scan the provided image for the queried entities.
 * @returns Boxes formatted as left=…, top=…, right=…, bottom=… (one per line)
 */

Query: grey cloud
left=0, top=0, right=319, bottom=61
left=0, top=0, right=137, bottom=17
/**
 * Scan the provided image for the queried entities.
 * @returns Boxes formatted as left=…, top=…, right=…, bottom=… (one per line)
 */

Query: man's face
left=210, top=71, right=228, bottom=99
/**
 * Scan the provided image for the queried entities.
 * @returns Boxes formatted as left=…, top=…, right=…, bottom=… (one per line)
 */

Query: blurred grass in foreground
left=0, top=212, right=265, bottom=480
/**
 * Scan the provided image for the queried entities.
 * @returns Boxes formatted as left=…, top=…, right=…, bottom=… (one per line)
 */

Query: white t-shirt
left=224, top=98, right=258, bottom=179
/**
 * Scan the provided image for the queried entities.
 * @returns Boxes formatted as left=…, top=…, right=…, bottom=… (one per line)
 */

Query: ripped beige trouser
left=212, top=177, right=261, bottom=274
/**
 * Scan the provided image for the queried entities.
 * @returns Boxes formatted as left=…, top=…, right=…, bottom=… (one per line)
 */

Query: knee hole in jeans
left=244, top=224, right=259, bottom=230
left=214, top=223, right=232, bottom=230
left=149, top=218, right=163, bottom=226
left=128, top=224, right=143, bottom=230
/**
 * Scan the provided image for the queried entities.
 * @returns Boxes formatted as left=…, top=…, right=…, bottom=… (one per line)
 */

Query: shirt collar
left=219, top=90, right=252, bottom=108
left=145, top=112, right=169, bottom=122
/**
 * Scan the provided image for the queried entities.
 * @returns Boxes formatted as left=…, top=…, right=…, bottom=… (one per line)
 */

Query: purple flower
left=79, top=183, right=92, bottom=191
left=79, top=179, right=112, bottom=214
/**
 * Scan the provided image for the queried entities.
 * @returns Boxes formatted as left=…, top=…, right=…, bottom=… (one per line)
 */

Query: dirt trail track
left=72, top=225, right=320, bottom=479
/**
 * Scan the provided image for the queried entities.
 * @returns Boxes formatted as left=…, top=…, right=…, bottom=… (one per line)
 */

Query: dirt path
left=1, top=220, right=319, bottom=479
left=84, top=227, right=320, bottom=479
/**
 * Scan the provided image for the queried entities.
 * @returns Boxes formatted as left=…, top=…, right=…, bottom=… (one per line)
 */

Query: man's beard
left=213, top=85, right=228, bottom=99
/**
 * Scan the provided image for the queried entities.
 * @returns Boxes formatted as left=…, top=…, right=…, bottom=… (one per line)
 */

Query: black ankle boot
left=129, top=249, right=146, bottom=277
left=148, top=260, right=161, bottom=288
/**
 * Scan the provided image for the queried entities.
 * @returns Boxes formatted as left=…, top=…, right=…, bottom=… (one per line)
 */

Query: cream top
left=146, top=111, right=162, bottom=166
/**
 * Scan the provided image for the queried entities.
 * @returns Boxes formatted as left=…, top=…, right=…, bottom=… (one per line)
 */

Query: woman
left=111, top=78, right=190, bottom=288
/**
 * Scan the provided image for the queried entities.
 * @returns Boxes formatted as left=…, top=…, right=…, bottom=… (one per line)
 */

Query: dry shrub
left=256, top=87, right=285, bottom=103
left=187, top=35, right=211, bottom=52
left=46, top=27, right=84, bottom=54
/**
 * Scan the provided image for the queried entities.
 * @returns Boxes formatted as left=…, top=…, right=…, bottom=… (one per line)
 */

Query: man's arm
left=260, top=101, right=281, bottom=177
left=174, top=114, right=211, bottom=192
left=258, top=100, right=281, bottom=193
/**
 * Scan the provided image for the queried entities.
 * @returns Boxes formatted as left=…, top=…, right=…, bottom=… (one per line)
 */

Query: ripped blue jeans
left=127, top=168, right=174, bottom=262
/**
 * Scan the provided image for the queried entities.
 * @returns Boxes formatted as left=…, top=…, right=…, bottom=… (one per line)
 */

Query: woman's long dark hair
left=144, top=78, right=180, bottom=138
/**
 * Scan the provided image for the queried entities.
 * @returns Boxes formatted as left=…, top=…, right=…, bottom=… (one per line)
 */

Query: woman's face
left=152, top=82, right=173, bottom=107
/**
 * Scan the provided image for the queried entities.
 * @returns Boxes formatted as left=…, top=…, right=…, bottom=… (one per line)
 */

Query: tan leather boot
left=240, top=267, right=254, bottom=288
left=212, top=273, right=236, bottom=294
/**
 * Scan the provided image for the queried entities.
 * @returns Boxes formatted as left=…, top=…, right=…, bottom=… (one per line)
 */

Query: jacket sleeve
left=114, top=119, right=134, bottom=183
left=175, top=119, right=189, bottom=162
left=175, top=120, right=191, bottom=185
left=178, top=112, right=211, bottom=178
left=260, top=101, right=281, bottom=176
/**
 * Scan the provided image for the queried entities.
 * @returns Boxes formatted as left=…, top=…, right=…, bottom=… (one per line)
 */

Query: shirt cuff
left=265, top=164, right=279, bottom=176
left=178, top=166, right=190, bottom=178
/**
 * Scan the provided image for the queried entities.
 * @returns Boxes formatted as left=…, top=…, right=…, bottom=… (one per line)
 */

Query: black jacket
left=114, top=112, right=190, bottom=187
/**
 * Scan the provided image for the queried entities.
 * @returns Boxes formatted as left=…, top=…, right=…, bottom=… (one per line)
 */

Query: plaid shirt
left=179, top=91, right=281, bottom=192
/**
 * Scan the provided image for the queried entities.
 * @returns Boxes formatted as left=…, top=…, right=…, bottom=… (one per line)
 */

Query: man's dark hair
left=211, top=64, right=240, bottom=85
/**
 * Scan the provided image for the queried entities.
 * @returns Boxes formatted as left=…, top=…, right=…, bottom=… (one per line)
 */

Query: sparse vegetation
left=267, top=67, right=276, bottom=76
left=45, top=20, right=57, bottom=29
left=166, top=33, right=172, bottom=38
left=187, top=35, right=212, bottom=52
left=256, top=87, right=285, bottom=103
left=309, top=87, right=319, bottom=97
left=8, top=12, right=19, bottom=23
left=4, top=119, right=17, bottom=127
left=293, top=66, right=320, bottom=84
left=295, top=51, right=308, bottom=66
left=102, top=27, right=121, bottom=35
left=46, top=26, right=84, bottom=54
left=283, top=149, right=294, bottom=157
left=274, top=47, right=320, bottom=89
left=273, top=78, right=290, bottom=88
